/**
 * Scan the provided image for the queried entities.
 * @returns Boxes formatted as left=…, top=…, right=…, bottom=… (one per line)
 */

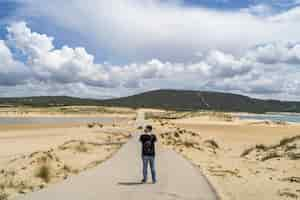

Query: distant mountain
left=100, top=90, right=300, bottom=113
left=0, top=96, right=100, bottom=107
left=1, top=90, right=300, bottom=113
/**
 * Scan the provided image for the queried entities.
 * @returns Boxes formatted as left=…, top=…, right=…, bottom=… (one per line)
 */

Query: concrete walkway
left=16, top=111, right=218, bottom=200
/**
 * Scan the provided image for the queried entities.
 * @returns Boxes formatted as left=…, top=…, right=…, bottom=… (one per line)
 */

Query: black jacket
left=140, top=134, right=157, bottom=156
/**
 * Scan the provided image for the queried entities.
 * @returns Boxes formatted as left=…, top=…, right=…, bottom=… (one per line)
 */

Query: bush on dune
left=241, top=135, right=300, bottom=161
left=0, top=192, right=8, bottom=200
left=35, top=164, right=51, bottom=183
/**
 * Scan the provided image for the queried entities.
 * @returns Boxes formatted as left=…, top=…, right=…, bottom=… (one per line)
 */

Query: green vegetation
left=0, top=90, right=300, bottom=113
left=101, top=90, right=300, bottom=113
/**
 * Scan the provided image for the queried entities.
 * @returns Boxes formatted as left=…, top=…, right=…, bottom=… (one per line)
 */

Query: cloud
left=4, top=22, right=184, bottom=89
left=18, top=0, right=300, bottom=63
left=0, top=39, right=30, bottom=85
left=0, top=21, right=300, bottom=100
left=246, top=42, right=300, bottom=64
left=240, top=4, right=275, bottom=17
left=270, top=6, right=300, bottom=22
left=7, top=22, right=116, bottom=87
left=269, top=0, right=300, bottom=8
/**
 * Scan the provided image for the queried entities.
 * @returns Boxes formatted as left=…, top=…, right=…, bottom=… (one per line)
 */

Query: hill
left=100, top=90, right=300, bottom=113
left=0, top=90, right=300, bottom=113
left=0, top=96, right=100, bottom=107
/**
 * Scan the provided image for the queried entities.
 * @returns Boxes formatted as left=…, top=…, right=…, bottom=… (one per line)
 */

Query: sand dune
left=1, top=109, right=300, bottom=200
left=151, top=112, right=300, bottom=200
left=0, top=118, right=133, bottom=199
left=11, top=110, right=218, bottom=200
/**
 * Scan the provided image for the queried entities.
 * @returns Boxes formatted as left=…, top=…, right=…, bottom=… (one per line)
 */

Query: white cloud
left=241, top=4, right=275, bottom=17
left=270, top=6, right=300, bottom=21
left=0, top=40, right=30, bottom=86
left=4, top=22, right=183, bottom=89
left=1, top=21, right=300, bottom=100
left=19, top=0, right=300, bottom=63
left=7, top=22, right=116, bottom=87
left=246, top=42, right=300, bottom=64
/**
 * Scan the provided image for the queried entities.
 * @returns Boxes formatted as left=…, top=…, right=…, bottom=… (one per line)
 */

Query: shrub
left=183, top=141, right=195, bottom=148
left=87, top=123, right=95, bottom=128
left=75, top=142, right=88, bottom=153
left=0, top=192, right=8, bottom=200
left=240, top=147, right=255, bottom=157
left=261, top=152, right=281, bottom=161
left=36, top=165, right=51, bottom=183
left=63, top=165, right=72, bottom=173
left=204, top=139, right=219, bottom=149
left=279, top=135, right=300, bottom=146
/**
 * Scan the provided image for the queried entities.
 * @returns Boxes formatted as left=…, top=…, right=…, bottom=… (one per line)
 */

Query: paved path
left=16, top=111, right=218, bottom=200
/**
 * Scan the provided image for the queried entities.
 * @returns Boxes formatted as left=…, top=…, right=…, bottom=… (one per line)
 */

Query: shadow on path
left=117, top=182, right=144, bottom=186
left=117, top=181, right=154, bottom=186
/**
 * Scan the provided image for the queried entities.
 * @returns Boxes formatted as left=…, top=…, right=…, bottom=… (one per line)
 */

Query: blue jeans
left=142, top=156, right=156, bottom=182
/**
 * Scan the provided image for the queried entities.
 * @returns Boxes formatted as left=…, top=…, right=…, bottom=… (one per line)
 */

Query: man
left=139, top=125, right=157, bottom=184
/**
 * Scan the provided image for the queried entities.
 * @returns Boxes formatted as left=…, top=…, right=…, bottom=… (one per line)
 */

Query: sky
left=0, top=0, right=300, bottom=100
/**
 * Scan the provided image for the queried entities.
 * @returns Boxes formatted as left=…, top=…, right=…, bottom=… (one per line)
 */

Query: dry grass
left=261, top=152, right=281, bottom=161
left=280, top=177, right=300, bottom=183
left=182, top=141, right=195, bottom=148
left=75, top=142, right=89, bottom=153
left=287, top=152, right=300, bottom=160
left=35, top=164, right=51, bottom=183
left=87, top=123, right=96, bottom=128
left=279, top=135, right=300, bottom=147
left=63, top=165, right=72, bottom=173
left=0, top=192, right=8, bottom=200
left=240, top=147, right=255, bottom=157
left=278, top=191, right=298, bottom=199
left=241, top=135, right=300, bottom=161
left=204, top=139, right=219, bottom=149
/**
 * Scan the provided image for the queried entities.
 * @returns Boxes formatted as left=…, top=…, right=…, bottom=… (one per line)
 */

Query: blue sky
left=1, top=0, right=298, bottom=64
left=0, top=0, right=299, bottom=63
left=0, top=0, right=300, bottom=99
left=184, top=0, right=252, bottom=9
left=0, top=1, right=18, bottom=18
left=185, top=0, right=300, bottom=9
left=0, top=1, right=17, bottom=37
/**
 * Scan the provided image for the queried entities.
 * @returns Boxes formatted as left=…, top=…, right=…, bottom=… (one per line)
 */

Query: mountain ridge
left=0, top=89, right=299, bottom=113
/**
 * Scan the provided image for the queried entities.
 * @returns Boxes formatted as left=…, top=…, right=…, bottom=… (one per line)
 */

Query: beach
left=151, top=111, right=300, bottom=200
left=0, top=108, right=300, bottom=200
left=0, top=107, right=135, bottom=199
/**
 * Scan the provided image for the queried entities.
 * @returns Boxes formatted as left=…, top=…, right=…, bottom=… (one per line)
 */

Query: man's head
left=144, top=125, right=152, bottom=133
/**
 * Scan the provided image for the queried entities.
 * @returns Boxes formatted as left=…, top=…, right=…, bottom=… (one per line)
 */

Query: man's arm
left=139, top=135, right=143, bottom=142
left=153, top=134, right=157, bottom=142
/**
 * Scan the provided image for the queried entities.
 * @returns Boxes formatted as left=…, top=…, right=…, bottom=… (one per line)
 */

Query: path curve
left=15, top=110, right=218, bottom=200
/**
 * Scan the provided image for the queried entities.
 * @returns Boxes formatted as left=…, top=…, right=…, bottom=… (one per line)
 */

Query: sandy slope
left=153, top=114, right=300, bottom=200
left=0, top=118, right=133, bottom=199
left=13, top=111, right=218, bottom=200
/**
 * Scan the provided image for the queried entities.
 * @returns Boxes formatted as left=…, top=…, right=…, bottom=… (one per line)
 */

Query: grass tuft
left=0, top=192, right=8, bottom=200
left=204, top=139, right=219, bottom=149
left=75, top=142, right=89, bottom=153
left=35, top=164, right=51, bottom=183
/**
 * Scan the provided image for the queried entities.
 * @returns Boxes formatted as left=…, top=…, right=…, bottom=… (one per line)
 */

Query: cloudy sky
left=0, top=0, right=300, bottom=100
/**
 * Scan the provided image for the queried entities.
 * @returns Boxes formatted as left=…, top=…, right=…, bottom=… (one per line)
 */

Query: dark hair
left=145, top=125, right=152, bottom=131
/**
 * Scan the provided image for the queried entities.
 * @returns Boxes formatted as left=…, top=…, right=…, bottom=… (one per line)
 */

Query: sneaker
left=141, top=179, right=146, bottom=183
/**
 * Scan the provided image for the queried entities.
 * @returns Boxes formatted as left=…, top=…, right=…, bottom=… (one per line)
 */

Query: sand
left=1, top=108, right=300, bottom=200
left=14, top=111, right=217, bottom=200
left=152, top=112, right=300, bottom=200
left=0, top=113, right=134, bottom=199
left=0, top=106, right=136, bottom=119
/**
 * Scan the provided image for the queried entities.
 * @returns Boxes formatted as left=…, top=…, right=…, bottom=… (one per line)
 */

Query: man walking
left=139, top=125, right=157, bottom=184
